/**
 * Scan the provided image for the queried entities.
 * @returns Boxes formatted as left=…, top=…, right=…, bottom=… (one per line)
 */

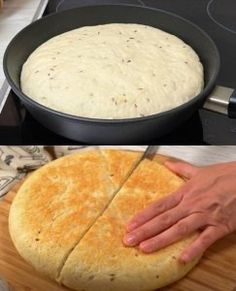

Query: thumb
left=164, top=161, right=199, bottom=180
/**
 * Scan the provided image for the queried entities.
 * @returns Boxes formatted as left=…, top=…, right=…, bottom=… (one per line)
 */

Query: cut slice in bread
left=59, top=159, right=200, bottom=291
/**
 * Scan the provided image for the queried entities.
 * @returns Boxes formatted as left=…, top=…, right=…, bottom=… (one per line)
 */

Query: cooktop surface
left=1, top=0, right=236, bottom=145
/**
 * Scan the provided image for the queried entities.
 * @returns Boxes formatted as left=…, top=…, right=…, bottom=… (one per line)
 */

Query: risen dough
left=21, top=23, right=204, bottom=119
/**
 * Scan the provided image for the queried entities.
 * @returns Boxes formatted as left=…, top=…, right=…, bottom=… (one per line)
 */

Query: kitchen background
left=0, top=0, right=236, bottom=144
left=0, top=145, right=236, bottom=290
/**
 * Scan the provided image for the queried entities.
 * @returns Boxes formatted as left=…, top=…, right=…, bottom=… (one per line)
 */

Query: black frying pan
left=4, top=5, right=220, bottom=144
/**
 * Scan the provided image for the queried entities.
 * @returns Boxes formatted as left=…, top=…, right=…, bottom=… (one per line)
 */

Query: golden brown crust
left=9, top=150, right=116, bottom=279
left=60, top=159, right=200, bottom=291
left=9, top=149, right=144, bottom=280
left=100, top=149, right=144, bottom=188
left=9, top=150, right=201, bottom=290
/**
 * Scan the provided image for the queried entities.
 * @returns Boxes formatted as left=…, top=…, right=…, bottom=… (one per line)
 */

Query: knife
left=94, top=146, right=160, bottom=222
left=117, top=146, right=159, bottom=191
left=142, top=145, right=159, bottom=160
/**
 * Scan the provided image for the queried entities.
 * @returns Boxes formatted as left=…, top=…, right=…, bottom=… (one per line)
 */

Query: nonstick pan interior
left=4, top=5, right=220, bottom=143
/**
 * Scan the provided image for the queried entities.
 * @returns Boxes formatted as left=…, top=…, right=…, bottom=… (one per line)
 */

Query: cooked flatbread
left=9, top=149, right=142, bottom=280
left=59, top=159, right=200, bottom=291
left=21, top=23, right=204, bottom=119
left=9, top=150, right=114, bottom=279
left=9, top=150, right=201, bottom=290
left=100, top=149, right=144, bottom=188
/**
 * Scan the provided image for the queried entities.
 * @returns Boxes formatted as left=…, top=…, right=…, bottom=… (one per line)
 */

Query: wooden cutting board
left=0, top=155, right=236, bottom=291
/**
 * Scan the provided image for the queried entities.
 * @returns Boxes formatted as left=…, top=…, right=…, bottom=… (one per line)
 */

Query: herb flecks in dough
left=21, top=23, right=204, bottom=119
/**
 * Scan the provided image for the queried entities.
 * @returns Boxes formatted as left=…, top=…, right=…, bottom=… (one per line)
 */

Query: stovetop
left=1, top=0, right=236, bottom=145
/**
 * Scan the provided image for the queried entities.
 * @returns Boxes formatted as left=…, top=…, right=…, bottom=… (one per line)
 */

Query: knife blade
left=142, top=145, right=159, bottom=160
left=118, top=146, right=159, bottom=189
left=92, top=146, right=160, bottom=226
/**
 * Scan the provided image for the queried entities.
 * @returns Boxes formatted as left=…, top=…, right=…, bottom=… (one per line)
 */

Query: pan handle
left=228, top=89, right=236, bottom=118
left=203, top=86, right=236, bottom=117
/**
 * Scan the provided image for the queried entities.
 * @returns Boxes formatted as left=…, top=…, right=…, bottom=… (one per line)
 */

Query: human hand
left=123, top=161, right=236, bottom=263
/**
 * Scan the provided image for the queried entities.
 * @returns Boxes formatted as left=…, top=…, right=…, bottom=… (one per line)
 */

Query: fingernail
left=127, top=222, right=138, bottom=232
left=139, top=242, right=149, bottom=252
left=139, top=242, right=150, bottom=252
left=124, top=234, right=136, bottom=246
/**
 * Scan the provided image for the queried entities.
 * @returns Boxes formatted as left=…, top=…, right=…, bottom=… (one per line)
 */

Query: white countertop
left=0, top=0, right=47, bottom=110
left=0, top=0, right=41, bottom=85
left=156, top=146, right=236, bottom=165
left=102, top=146, right=236, bottom=165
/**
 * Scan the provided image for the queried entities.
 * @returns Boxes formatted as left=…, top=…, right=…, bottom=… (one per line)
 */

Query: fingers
left=139, top=213, right=206, bottom=253
left=126, top=161, right=197, bottom=233
left=126, top=190, right=184, bottom=232
left=123, top=205, right=187, bottom=247
left=180, top=226, right=227, bottom=264
left=165, top=161, right=199, bottom=180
